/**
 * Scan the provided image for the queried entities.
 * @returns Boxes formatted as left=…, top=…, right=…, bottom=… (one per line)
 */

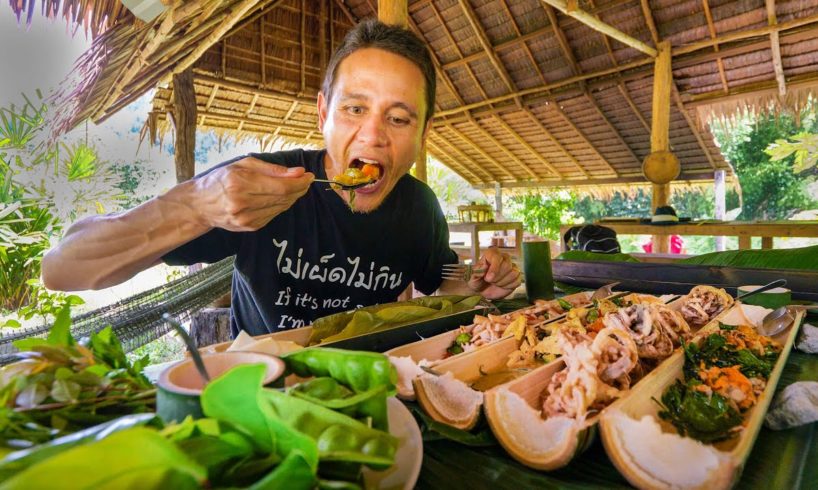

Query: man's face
left=318, top=47, right=429, bottom=212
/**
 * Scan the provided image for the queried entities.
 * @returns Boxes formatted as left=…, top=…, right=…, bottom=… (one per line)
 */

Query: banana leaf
left=308, top=296, right=482, bottom=345
left=678, top=244, right=818, bottom=271
left=556, top=251, right=640, bottom=262
left=414, top=351, right=818, bottom=489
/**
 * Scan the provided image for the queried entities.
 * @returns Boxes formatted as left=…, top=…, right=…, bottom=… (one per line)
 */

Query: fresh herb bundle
left=0, top=306, right=155, bottom=451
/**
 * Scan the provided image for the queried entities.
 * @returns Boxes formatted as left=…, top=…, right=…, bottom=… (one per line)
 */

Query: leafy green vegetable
left=656, top=380, right=743, bottom=443
left=454, top=332, right=472, bottom=345
left=0, top=307, right=154, bottom=449
left=262, top=389, right=397, bottom=469
left=0, top=428, right=206, bottom=489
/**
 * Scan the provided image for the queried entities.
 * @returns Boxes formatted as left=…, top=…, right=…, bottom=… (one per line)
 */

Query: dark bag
left=563, top=225, right=621, bottom=254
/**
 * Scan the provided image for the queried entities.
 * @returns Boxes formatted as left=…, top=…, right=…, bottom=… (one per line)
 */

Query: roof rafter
left=766, top=0, right=787, bottom=96
left=541, top=0, right=657, bottom=57
left=439, top=124, right=503, bottom=181
left=493, top=115, right=562, bottom=178
left=445, top=123, right=516, bottom=180
left=547, top=3, right=642, bottom=169
left=640, top=4, right=718, bottom=171
left=523, top=110, right=589, bottom=177
left=435, top=11, right=818, bottom=119
left=426, top=135, right=485, bottom=184
left=427, top=1, right=488, bottom=101
left=468, top=118, right=540, bottom=179
left=700, top=0, right=730, bottom=93
left=551, top=103, right=618, bottom=177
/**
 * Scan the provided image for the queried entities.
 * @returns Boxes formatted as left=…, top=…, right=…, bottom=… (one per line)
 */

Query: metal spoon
left=735, top=279, right=787, bottom=301
left=758, top=305, right=818, bottom=336
left=162, top=313, right=211, bottom=382
left=313, top=178, right=373, bottom=191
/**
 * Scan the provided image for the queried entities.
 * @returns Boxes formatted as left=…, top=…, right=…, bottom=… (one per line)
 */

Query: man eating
left=42, top=19, right=521, bottom=336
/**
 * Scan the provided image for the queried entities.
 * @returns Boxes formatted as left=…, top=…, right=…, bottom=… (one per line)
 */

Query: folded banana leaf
left=556, top=251, right=640, bottom=262
left=678, top=244, right=818, bottom=270
left=308, top=296, right=483, bottom=345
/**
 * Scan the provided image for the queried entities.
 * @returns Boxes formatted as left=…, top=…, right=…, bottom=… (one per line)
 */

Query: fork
left=441, top=263, right=486, bottom=282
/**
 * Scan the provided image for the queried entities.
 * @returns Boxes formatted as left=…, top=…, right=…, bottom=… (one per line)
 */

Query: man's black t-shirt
left=163, top=149, right=458, bottom=337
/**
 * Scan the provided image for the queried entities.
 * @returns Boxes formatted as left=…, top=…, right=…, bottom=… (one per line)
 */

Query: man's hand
left=467, top=248, right=522, bottom=299
left=190, top=156, right=314, bottom=231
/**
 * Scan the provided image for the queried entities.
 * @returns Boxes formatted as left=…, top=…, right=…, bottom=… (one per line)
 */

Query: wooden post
left=494, top=182, right=503, bottom=220
left=714, top=169, right=726, bottom=251
left=415, top=144, right=428, bottom=183
left=648, top=41, right=673, bottom=253
left=172, top=69, right=196, bottom=183
left=378, top=0, right=407, bottom=26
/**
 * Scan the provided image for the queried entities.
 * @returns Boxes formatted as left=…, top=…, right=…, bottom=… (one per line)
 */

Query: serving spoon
left=758, top=304, right=818, bottom=336
left=163, top=313, right=211, bottom=382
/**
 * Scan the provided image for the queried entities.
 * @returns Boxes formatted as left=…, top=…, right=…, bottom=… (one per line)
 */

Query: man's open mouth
left=347, top=158, right=384, bottom=191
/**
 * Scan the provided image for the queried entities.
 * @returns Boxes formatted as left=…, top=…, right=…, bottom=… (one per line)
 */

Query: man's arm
left=42, top=157, right=314, bottom=291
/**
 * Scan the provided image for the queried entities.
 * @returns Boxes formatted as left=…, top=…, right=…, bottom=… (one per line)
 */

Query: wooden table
left=448, top=221, right=523, bottom=263
left=560, top=220, right=818, bottom=252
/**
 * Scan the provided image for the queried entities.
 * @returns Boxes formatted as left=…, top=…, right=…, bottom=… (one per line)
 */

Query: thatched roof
left=21, top=0, right=818, bottom=189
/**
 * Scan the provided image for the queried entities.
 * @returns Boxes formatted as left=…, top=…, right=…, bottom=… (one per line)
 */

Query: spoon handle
left=735, top=279, right=787, bottom=301
left=162, top=313, right=211, bottom=382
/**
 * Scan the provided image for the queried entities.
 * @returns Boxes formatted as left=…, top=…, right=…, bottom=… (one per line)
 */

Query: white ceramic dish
left=363, top=397, right=423, bottom=490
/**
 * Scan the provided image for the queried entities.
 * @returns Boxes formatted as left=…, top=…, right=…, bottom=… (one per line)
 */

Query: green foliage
left=504, top=190, right=577, bottom=240
left=425, top=158, right=489, bottom=220
left=766, top=131, right=818, bottom=173
left=712, top=108, right=818, bottom=220
left=0, top=92, right=126, bottom=321
left=0, top=306, right=154, bottom=449
left=112, top=162, right=161, bottom=209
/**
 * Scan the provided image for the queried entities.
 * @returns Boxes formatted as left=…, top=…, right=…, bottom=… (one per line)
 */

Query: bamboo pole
left=540, top=0, right=657, bottom=57
left=378, top=0, right=408, bottom=26
left=172, top=69, right=197, bottom=183
left=649, top=41, right=673, bottom=253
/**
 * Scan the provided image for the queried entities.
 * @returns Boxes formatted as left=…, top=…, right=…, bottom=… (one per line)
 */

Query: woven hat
left=651, top=205, right=680, bottom=225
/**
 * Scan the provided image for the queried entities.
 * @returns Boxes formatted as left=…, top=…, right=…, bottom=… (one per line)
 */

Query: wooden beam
left=445, top=123, right=516, bottom=180
left=378, top=0, right=407, bottom=26
left=474, top=171, right=717, bottom=190
left=649, top=41, right=673, bottom=252
left=766, top=0, right=787, bottom=96
left=415, top=144, right=428, bottom=182
left=541, top=0, right=657, bottom=57
left=638, top=0, right=659, bottom=46
left=260, top=17, right=267, bottom=86
left=194, top=73, right=315, bottom=105
left=687, top=71, right=818, bottom=107
left=237, top=93, right=260, bottom=132
left=493, top=115, right=562, bottom=178
left=435, top=13, right=818, bottom=119
left=172, top=69, right=197, bottom=183
left=300, top=0, right=306, bottom=93
left=701, top=0, right=730, bottom=93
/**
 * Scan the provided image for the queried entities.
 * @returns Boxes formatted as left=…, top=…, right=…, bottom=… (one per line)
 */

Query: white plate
left=363, top=397, right=423, bottom=490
